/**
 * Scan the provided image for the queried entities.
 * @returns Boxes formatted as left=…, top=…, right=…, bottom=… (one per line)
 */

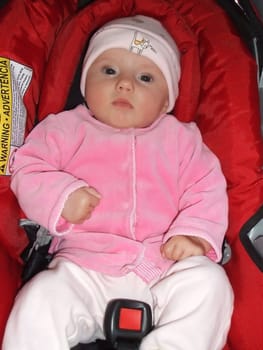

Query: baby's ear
left=161, top=99, right=169, bottom=114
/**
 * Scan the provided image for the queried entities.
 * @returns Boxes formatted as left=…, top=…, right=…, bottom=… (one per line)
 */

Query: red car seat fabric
left=0, top=0, right=263, bottom=349
left=172, top=2, right=263, bottom=349
left=0, top=0, right=79, bottom=344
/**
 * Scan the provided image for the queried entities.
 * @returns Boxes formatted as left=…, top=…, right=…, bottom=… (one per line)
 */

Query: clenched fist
left=62, top=186, right=101, bottom=224
left=160, top=235, right=212, bottom=261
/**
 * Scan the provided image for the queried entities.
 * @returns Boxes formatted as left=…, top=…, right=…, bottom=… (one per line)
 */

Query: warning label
left=0, top=57, right=32, bottom=175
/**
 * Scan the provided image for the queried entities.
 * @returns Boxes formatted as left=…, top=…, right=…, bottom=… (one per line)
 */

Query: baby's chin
left=93, top=114, right=151, bottom=130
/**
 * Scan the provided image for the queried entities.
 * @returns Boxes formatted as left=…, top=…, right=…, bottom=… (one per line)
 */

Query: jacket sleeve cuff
left=56, top=216, right=73, bottom=234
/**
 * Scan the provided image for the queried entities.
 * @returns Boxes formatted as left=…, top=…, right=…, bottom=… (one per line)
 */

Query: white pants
left=3, top=256, right=233, bottom=350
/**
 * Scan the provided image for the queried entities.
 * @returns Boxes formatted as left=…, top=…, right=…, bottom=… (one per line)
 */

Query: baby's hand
left=62, top=186, right=101, bottom=224
left=160, top=235, right=212, bottom=261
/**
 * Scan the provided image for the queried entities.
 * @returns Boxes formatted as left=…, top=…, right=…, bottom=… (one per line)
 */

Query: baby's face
left=84, top=48, right=169, bottom=129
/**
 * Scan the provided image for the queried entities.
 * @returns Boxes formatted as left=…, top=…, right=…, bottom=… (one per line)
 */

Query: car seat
left=0, top=0, right=262, bottom=349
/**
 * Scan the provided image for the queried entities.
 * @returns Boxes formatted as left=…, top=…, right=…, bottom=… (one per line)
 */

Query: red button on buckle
left=119, top=307, right=142, bottom=331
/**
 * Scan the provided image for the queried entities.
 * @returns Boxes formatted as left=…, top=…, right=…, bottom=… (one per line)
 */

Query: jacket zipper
left=129, top=133, right=136, bottom=240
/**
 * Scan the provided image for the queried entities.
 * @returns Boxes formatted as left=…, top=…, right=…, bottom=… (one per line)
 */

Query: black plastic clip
left=240, top=205, right=263, bottom=271
left=104, top=299, right=153, bottom=350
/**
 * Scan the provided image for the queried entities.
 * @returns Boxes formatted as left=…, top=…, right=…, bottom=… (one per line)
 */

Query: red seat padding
left=0, top=0, right=78, bottom=345
left=0, top=0, right=262, bottom=348
left=172, top=1, right=263, bottom=348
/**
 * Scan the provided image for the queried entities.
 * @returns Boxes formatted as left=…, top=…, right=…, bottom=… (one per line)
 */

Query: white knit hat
left=80, top=15, right=181, bottom=112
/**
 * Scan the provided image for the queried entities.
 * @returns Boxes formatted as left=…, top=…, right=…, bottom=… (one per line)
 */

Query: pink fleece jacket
left=10, top=105, right=228, bottom=282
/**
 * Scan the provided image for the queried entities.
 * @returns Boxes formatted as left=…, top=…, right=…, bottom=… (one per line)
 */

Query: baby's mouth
left=112, top=98, right=133, bottom=109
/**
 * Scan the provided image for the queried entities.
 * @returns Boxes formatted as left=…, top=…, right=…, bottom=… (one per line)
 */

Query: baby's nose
left=116, top=76, right=133, bottom=92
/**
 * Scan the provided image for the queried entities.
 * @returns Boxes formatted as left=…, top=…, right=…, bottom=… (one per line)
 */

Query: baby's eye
left=138, top=73, right=154, bottom=83
left=102, top=66, right=117, bottom=75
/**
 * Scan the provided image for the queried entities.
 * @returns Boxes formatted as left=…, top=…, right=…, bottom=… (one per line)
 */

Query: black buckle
left=240, top=205, right=263, bottom=271
left=104, top=299, right=153, bottom=350
left=20, top=219, right=53, bottom=284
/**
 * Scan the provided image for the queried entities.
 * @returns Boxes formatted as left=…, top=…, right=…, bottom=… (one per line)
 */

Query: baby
left=3, top=15, right=233, bottom=350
